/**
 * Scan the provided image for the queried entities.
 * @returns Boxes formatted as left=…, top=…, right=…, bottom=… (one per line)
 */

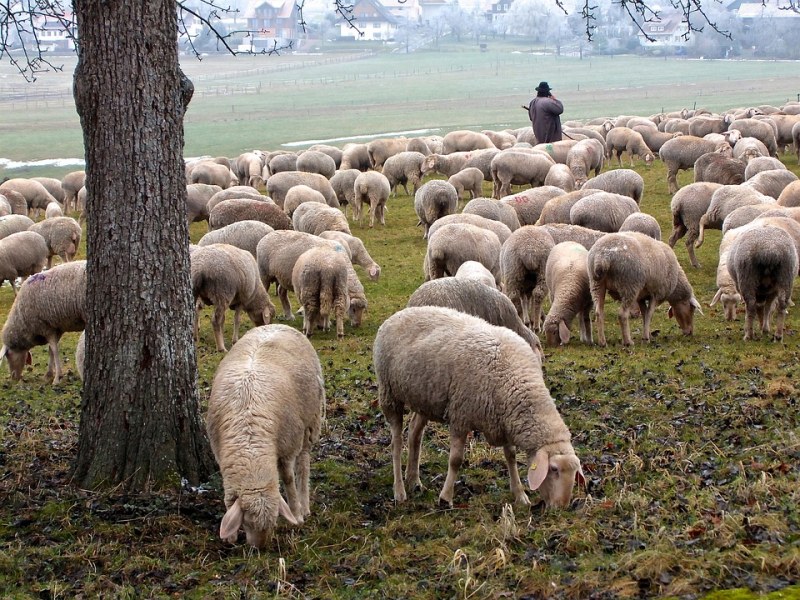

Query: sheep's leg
left=759, top=301, right=771, bottom=335
left=667, top=167, right=679, bottom=195
left=593, top=283, right=608, bottom=347
left=277, top=285, right=294, bottom=320
left=743, top=301, right=756, bottom=340
left=232, top=307, right=242, bottom=344
left=684, top=233, right=701, bottom=269
left=212, top=304, right=228, bottom=352
left=336, top=306, right=345, bottom=339
left=278, top=456, right=303, bottom=525
left=46, top=337, right=62, bottom=385
left=385, top=407, right=407, bottom=502
left=502, top=445, right=530, bottom=506
left=405, top=412, right=428, bottom=493
left=297, top=446, right=312, bottom=517
left=619, top=302, right=634, bottom=347
left=640, top=299, right=657, bottom=342
left=579, top=307, right=593, bottom=344
left=439, top=431, right=467, bottom=507
left=668, top=223, right=686, bottom=248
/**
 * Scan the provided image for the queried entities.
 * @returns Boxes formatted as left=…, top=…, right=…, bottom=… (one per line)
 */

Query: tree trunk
left=71, top=0, right=215, bottom=490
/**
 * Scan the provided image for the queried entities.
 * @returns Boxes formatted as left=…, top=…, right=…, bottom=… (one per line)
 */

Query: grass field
left=1, top=40, right=800, bottom=598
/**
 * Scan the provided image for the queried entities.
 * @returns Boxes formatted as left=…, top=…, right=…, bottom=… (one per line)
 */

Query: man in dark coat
left=525, top=81, right=564, bottom=143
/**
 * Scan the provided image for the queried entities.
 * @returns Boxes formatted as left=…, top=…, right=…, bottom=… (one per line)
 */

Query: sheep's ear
left=690, top=297, right=704, bottom=315
left=576, top=467, right=587, bottom=488
left=558, top=321, right=571, bottom=345
left=0, top=345, right=6, bottom=362
left=278, top=496, right=299, bottom=526
left=25, top=351, right=32, bottom=366
left=527, top=448, right=550, bottom=491
left=667, top=306, right=674, bottom=319
left=220, top=499, right=244, bottom=542
left=710, top=289, right=723, bottom=307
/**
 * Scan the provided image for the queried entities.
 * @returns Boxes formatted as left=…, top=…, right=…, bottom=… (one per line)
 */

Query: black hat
left=535, top=81, right=552, bottom=93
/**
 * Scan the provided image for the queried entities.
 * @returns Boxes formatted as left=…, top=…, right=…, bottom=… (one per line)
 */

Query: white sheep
left=414, top=180, right=458, bottom=239
left=424, top=222, right=502, bottom=286
left=543, top=241, right=593, bottom=346
left=381, top=151, right=426, bottom=196
left=537, top=223, right=607, bottom=250
left=619, top=212, right=662, bottom=241
left=588, top=232, right=702, bottom=347
left=448, top=167, right=485, bottom=203
left=490, top=150, right=555, bottom=198
left=0, top=231, right=49, bottom=295
left=0, top=260, right=86, bottom=384
left=375, top=306, right=584, bottom=507
left=500, top=225, right=556, bottom=330
left=206, top=324, right=324, bottom=548
left=209, top=198, right=292, bottom=232
left=696, top=185, right=774, bottom=248
left=668, top=182, right=722, bottom=268
left=500, top=186, right=565, bottom=226
left=604, top=127, right=655, bottom=167
left=283, top=184, right=327, bottom=218
left=266, top=171, right=338, bottom=209
left=426, top=212, right=512, bottom=245
left=543, top=163, right=576, bottom=192
left=197, top=220, right=274, bottom=259
left=44, top=201, right=64, bottom=219
left=454, top=260, right=497, bottom=288
left=536, top=189, right=601, bottom=225
left=462, top=197, right=521, bottom=231
left=28, top=216, right=82, bottom=268
left=566, top=138, right=605, bottom=186
left=352, top=170, right=391, bottom=227
left=581, top=169, right=644, bottom=205
left=291, top=244, right=351, bottom=338
left=318, top=231, right=381, bottom=280
left=191, top=243, right=276, bottom=352
left=569, top=192, right=639, bottom=233
left=742, top=169, right=798, bottom=200
left=292, top=202, right=351, bottom=236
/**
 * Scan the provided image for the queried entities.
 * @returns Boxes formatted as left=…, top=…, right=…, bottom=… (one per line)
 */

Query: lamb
left=454, top=260, right=497, bottom=288
left=537, top=223, right=607, bottom=250
left=424, top=222, right=502, bottom=286
left=744, top=157, right=787, bottom=180
left=0, top=178, right=58, bottom=216
left=339, top=143, right=371, bottom=171
left=329, top=168, right=360, bottom=217
left=693, top=151, right=746, bottom=186
left=198, top=220, right=275, bottom=258
left=668, top=182, right=722, bottom=268
left=28, top=216, right=82, bottom=268
left=587, top=232, right=701, bottom=347
left=604, top=127, right=656, bottom=167
left=500, top=225, right=556, bottom=329
left=352, top=170, right=391, bottom=227
left=659, top=136, right=728, bottom=194
left=381, top=151, right=426, bottom=196
left=448, top=167, right=484, bottom=202
left=375, top=306, right=584, bottom=507
left=292, top=202, right=351, bottom=236
left=61, top=170, right=86, bottom=214
left=186, top=183, right=222, bottom=226
left=727, top=225, right=798, bottom=340
left=0, top=231, right=49, bottom=295
left=696, top=185, right=774, bottom=247
left=728, top=118, right=778, bottom=157
left=291, top=244, right=350, bottom=338
left=566, top=138, right=605, bottom=186
left=543, top=241, right=593, bottom=346
left=490, top=150, right=555, bottom=198
left=569, top=192, right=639, bottom=233
left=580, top=169, right=644, bottom=205
left=283, top=185, right=327, bottom=218
left=442, top=130, right=496, bottom=153
left=500, top=186, right=565, bottom=225
left=265, top=171, right=338, bottom=209
left=0, top=260, right=86, bottom=384
left=426, top=212, right=512, bottom=245
left=367, top=137, right=408, bottom=170
left=632, top=126, right=682, bottom=154
left=206, top=324, right=324, bottom=548
left=296, top=150, right=336, bottom=180
left=543, top=163, right=576, bottom=192
left=318, top=230, right=381, bottom=280
left=0, top=214, right=35, bottom=240
left=406, top=278, right=543, bottom=359
left=420, top=152, right=472, bottom=177
left=619, top=212, right=662, bottom=241
left=742, top=169, right=798, bottom=199
left=256, top=230, right=351, bottom=319
left=209, top=198, right=292, bottom=231
left=191, top=243, right=276, bottom=352
left=463, top=197, right=521, bottom=231
left=414, top=180, right=458, bottom=239
left=777, top=181, right=800, bottom=207
left=536, top=189, right=600, bottom=225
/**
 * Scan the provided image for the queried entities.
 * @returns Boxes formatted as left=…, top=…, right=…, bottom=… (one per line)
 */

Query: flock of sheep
left=1, top=98, right=799, bottom=547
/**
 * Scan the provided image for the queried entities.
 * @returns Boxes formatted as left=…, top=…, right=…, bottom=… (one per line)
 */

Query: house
left=27, top=11, right=77, bottom=52
left=242, top=0, right=299, bottom=49
left=419, top=0, right=452, bottom=25
left=338, top=0, right=400, bottom=40
left=636, top=14, right=692, bottom=47
left=735, top=0, right=800, bottom=20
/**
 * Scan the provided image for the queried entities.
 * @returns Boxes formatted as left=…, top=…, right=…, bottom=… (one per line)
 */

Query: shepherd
left=522, top=81, right=564, bottom=144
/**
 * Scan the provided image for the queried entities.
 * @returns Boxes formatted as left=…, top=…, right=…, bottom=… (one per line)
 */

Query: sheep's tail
left=319, top=271, right=334, bottom=320
left=696, top=215, right=707, bottom=248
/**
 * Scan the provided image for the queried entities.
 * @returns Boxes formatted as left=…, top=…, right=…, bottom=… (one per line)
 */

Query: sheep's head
left=420, top=155, right=436, bottom=175
left=742, top=147, right=762, bottom=163
left=368, top=263, right=381, bottom=281
left=710, top=288, right=741, bottom=321
left=219, top=488, right=298, bottom=548
left=349, top=297, right=367, bottom=328
left=644, top=152, right=655, bottom=166
left=527, top=446, right=585, bottom=508
left=715, top=143, right=734, bottom=157
left=668, top=296, right=703, bottom=335
left=0, top=345, right=32, bottom=381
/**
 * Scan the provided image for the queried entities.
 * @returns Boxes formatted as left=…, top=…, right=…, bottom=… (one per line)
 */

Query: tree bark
left=71, top=0, right=215, bottom=490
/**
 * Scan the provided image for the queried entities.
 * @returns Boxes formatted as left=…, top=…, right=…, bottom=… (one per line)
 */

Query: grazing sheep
left=406, top=137, right=431, bottom=155
left=75, top=330, right=85, bottom=381
left=463, top=197, right=521, bottom=231
left=329, top=169, right=360, bottom=217
left=580, top=169, right=644, bottom=205
left=256, top=230, right=351, bottom=319
left=728, top=118, right=778, bottom=157
left=544, top=163, right=576, bottom=192
left=207, top=324, right=323, bottom=548
left=186, top=183, right=222, bottom=226
left=777, top=180, right=800, bottom=208
left=604, top=127, right=656, bottom=167
left=206, top=186, right=268, bottom=215
left=500, top=225, right=555, bottom=330
left=343, top=260, right=367, bottom=328
left=668, top=182, right=722, bottom=268
left=732, top=137, right=768, bottom=162
left=588, top=232, right=701, bottom=347
left=490, top=150, right=555, bottom=198
left=566, top=138, right=605, bottom=186
left=744, top=157, right=787, bottom=180
left=693, top=151, right=746, bottom=186
left=448, top=167, right=485, bottom=202
left=232, top=151, right=267, bottom=189
left=267, top=152, right=298, bottom=175
left=537, top=223, right=607, bottom=250
left=2, top=190, right=28, bottom=216
left=727, top=226, right=798, bottom=340
left=283, top=185, right=327, bottom=218
left=375, top=306, right=584, bottom=507
left=659, top=136, right=726, bottom=194
left=209, top=199, right=292, bottom=232
left=768, top=114, right=800, bottom=152
left=292, top=202, right=351, bottom=236
left=687, top=115, right=732, bottom=138
left=367, top=137, right=408, bottom=170
left=31, top=177, right=66, bottom=205
left=406, top=278, right=543, bottom=359
left=352, top=171, right=391, bottom=227
left=414, top=180, right=458, bottom=239
left=710, top=228, right=742, bottom=321
left=28, top=217, right=82, bottom=268
left=189, top=161, right=237, bottom=189
left=462, top=148, right=502, bottom=181
left=722, top=205, right=789, bottom=234
left=0, top=178, right=57, bottom=217
left=442, top=130, right=496, bottom=154
left=44, top=202, right=63, bottom=219
left=619, top=212, right=662, bottom=241
left=663, top=118, right=691, bottom=135
left=318, top=230, right=381, bottom=280
left=482, top=129, right=516, bottom=149
left=424, top=222, right=502, bottom=285
left=61, top=170, right=86, bottom=214
left=543, top=242, right=593, bottom=346
left=793, top=121, right=800, bottom=164
left=340, top=143, right=371, bottom=172
left=742, top=169, right=799, bottom=199
left=192, top=243, right=276, bottom=353
left=198, top=220, right=274, bottom=258
left=0, top=214, right=35, bottom=240
left=454, top=260, right=497, bottom=288
left=426, top=212, right=513, bottom=245
left=308, top=144, right=343, bottom=168
left=382, top=151, right=426, bottom=196
left=0, top=260, right=86, bottom=384
left=266, top=171, right=338, bottom=209
left=632, top=126, right=682, bottom=154
left=291, top=245, right=350, bottom=338
left=696, top=185, right=774, bottom=247
left=296, top=150, right=336, bottom=179
left=536, top=189, right=600, bottom=225
left=569, top=192, right=639, bottom=233
left=0, top=231, right=49, bottom=295
left=420, top=152, right=472, bottom=177
left=0, top=195, right=11, bottom=217
left=500, top=186, right=565, bottom=225
left=532, top=140, right=580, bottom=164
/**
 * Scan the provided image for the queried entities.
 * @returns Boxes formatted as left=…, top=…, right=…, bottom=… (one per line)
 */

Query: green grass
left=1, top=149, right=799, bottom=597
